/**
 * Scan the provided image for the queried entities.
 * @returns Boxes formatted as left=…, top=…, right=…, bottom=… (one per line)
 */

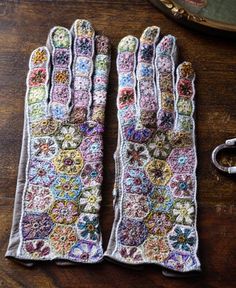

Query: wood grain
left=0, top=0, right=236, bottom=287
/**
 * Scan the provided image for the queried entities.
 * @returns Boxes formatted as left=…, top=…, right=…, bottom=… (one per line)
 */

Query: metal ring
left=212, top=142, right=236, bottom=173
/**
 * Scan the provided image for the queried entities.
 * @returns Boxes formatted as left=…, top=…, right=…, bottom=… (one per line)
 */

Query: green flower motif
left=95, top=55, right=109, bottom=71
left=52, top=27, right=70, bottom=48
left=177, top=98, right=192, bottom=116
left=29, top=103, right=47, bottom=120
left=28, top=87, right=46, bottom=105
left=118, top=36, right=137, bottom=53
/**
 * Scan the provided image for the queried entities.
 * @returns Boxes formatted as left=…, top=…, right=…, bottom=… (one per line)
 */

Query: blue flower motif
left=148, top=186, right=173, bottom=212
left=76, top=58, right=91, bottom=75
left=51, top=104, right=66, bottom=119
left=169, top=225, right=196, bottom=252
left=29, top=159, right=56, bottom=187
left=78, top=215, right=100, bottom=241
left=52, top=175, right=82, bottom=200
left=140, top=63, right=153, bottom=78
left=124, top=168, right=151, bottom=195
left=119, top=73, right=134, bottom=87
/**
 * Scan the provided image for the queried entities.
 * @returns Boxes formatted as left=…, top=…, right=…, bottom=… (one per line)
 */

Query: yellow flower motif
left=179, top=62, right=194, bottom=78
left=76, top=19, right=94, bottom=37
left=55, top=70, right=69, bottom=84
left=32, top=49, right=48, bottom=65
left=53, top=150, right=83, bottom=175
left=145, top=159, right=172, bottom=185
left=31, top=119, right=58, bottom=136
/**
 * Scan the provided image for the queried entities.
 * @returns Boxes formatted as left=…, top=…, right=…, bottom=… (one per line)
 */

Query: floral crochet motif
left=148, top=186, right=173, bottom=212
left=29, top=68, right=47, bottom=87
left=52, top=27, right=70, bottom=48
left=50, top=200, right=79, bottom=224
left=78, top=214, right=100, bottom=241
left=80, top=136, right=103, bottom=161
left=118, top=218, right=148, bottom=246
left=69, top=240, right=103, bottom=263
left=148, top=131, right=172, bottom=159
left=145, top=159, right=172, bottom=186
left=28, top=159, right=56, bottom=187
left=117, top=246, right=143, bottom=263
left=122, top=194, right=149, bottom=218
left=31, top=119, right=58, bottom=136
left=123, top=168, right=151, bottom=195
left=164, top=252, right=197, bottom=272
left=56, top=125, right=82, bottom=149
left=25, top=185, right=52, bottom=212
left=53, top=150, right=83, bottom=175
left=24, top=240, right=50, bottom=258
left=81, top=162, right=103, bottom=186
left=168, top=225, right=196, bottom=252
left=144, top=236, right=169, bottom=262
left=126, top=143, right=148, bottom=166
left=173, top=201, right=195, bottom=225
left=50, top=225, right=77, bottom=255
left=22, top=213, right=54, bottom=240
left=145, top=212, right=173, bottom=236
left=31, top=137, right=57, bottom=158
left=170, top=174, right=194, bottom=198
left=79, top=187, right=101, bottom=213
left=168, top=147, right=195, bottom=174
left=52, top=175, right=82, bottom=200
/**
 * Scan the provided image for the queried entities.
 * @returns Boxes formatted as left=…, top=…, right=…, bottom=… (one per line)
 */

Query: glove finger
left=117, top=35, right=138, bottom=127
left=156, top=35, right=177, bottom=131
left=70, top=19, right=95, bottom=123
left=26, top=46, right=50, bottom=123
left=136, top=26, right=160, bottom=128
left=47, top=26, right=72, bottom=120
left=174, top=61, right=195, bottom=132
left=90, top=35, right=111, bottom=124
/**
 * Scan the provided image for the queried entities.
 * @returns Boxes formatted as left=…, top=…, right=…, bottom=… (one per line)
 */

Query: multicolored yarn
left=7, top=19, right=110, bottom=264
left=105, top=26, right=200, bottom=273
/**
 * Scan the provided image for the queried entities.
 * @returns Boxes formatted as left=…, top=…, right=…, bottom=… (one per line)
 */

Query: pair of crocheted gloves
left=6, top=19, right=200, bottom=275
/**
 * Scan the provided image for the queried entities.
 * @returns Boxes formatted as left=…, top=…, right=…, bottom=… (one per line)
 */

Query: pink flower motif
left=123, top=194, right=149, bottom=218
left=170, top=174, right=194, bottom=198
left=80, top=136, right=103, bottom=162
left=74, top=90, right=90, bottom=107
left=118, top=246, right=143, bottom=263
left=74, top=76, right=90, bottom=91
left=168, top=147, right=195, bottom=174
left=29, top=68, right=47, bottom=87
left=117, top=52, right=134, bottom=72
left=145, top=212, right=173, bottom=236
left=157, top=55, right=172, bottom=73
left=81, top=162, right=103, bottom=186
left=177, top=79, right=193, bottom=98
left=51, top=86, right=70, bottom=104
left=25, top=185, right=53, bottom=212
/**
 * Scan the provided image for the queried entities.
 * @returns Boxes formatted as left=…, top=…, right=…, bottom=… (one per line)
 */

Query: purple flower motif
left=123, top=168, right=152, bottom=195
left=168, top=147, right=195, bottom=174
left=54, top=49, right=70, bottom=67
left=164, top=251, right=199, bottom=272
left=145, top=212, right=173, bottom=236
left=170, top=174, right=194, bottom=198
left=157, top=110, right=175, bottom=131
left=69, top=240, right=103, bottom=262
left=118, top=218, right=148, bottom=246
left=139, top=43, right=154, bottom=62
left=76, top=37, right=92, bottom=56
left=124, top=124, right=153, bottom=143
left=22, top=213, right=54, bottom=240
left=28, top=159, right=56, bottom=187
left=79, top=122, right=104, bottom=136
left=117, top=246, right=143, bottom=263
left=24, top=240, right=50, bottom=258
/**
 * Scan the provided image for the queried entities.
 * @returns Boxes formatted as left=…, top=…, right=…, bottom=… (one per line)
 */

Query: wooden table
left=0, top=1, right=235, bottom=287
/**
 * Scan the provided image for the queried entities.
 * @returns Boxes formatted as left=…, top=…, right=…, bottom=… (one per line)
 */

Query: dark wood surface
left=0, top=0, right=236, bottom=287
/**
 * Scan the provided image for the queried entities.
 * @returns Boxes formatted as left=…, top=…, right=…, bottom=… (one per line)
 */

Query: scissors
left=212, top=138, right=236, bottom=174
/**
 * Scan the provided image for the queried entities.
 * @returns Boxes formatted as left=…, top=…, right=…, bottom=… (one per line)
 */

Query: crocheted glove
left=6, top=19, right=110, bottom=264
left=105, top=26, right=201, bottom=274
